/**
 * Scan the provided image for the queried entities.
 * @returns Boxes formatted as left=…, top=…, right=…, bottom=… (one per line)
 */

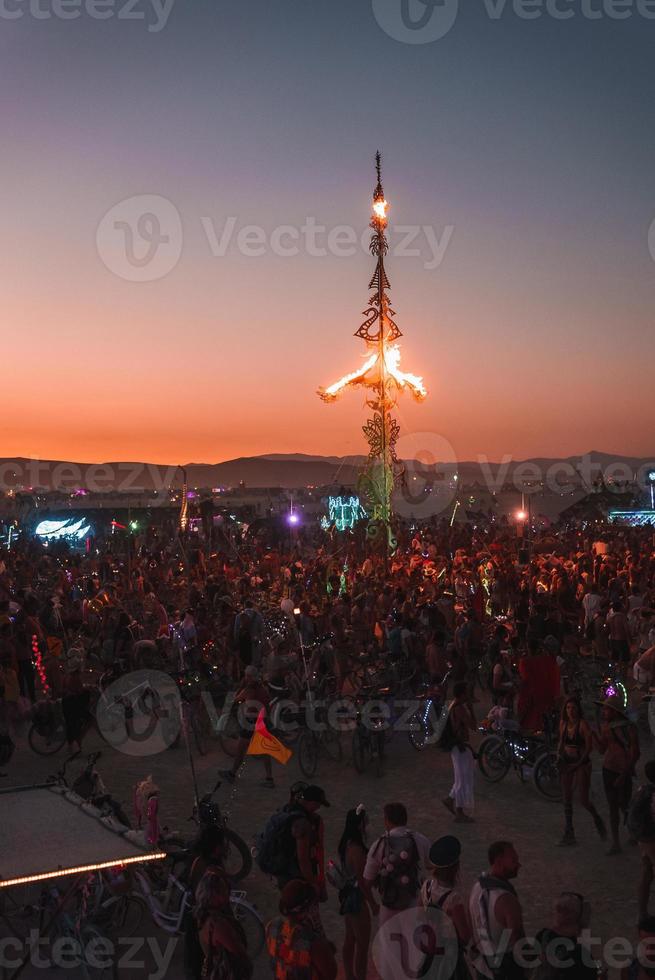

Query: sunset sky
left=3, top=0, right=655, bottom=465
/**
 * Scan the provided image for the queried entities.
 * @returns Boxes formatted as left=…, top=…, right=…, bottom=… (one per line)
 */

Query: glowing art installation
left=321, top=495, right=367, bottom=532
left=318, top=153, right=427, bottom=552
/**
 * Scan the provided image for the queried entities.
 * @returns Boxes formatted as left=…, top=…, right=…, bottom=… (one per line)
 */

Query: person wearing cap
left=271, top=784, right=330, bottom=931
left=421, top=836, right=472, bottom=962
left=593, top=693, right=640, bottom=854
left=219, top=664, right=275, bottom=789
left=266, top=879, right=337, bottom=980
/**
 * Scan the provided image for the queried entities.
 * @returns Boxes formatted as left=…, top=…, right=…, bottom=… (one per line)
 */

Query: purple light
left=288, top=513, right=299, bottom=525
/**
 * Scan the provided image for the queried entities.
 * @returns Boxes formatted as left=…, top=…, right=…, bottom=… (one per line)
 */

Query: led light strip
left=0, top=852, right=167, bottom=889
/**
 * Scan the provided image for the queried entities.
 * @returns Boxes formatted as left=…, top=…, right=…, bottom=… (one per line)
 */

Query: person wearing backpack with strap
left=421, top=835, right=473, bottom=980
left=362, top=802, right=432, bottom=975
left=256, top=784, right=329, bottom=931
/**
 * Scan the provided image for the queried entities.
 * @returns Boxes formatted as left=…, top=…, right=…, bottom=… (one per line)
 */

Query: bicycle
left=162, top=780, right=253, bottom=883
left=351, top=686, right=392, bottom=777
left=133, top=863, right=265, bottom=958
left=477, top=716, right=561, bottom=801
left=0, top=880, right=118, bottom=979
left=407, top=674, right=451, bottom=751
left=296, top=703, right=343, bottom=779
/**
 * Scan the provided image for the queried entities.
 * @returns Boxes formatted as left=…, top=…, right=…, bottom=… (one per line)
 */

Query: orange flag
left=247, top=709, right=292, bottom=765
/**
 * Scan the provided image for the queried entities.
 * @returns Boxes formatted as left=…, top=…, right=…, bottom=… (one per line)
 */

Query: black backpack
left=255, top=803, right=304, bottom=877
left=375, top=832, right=420, bottom=910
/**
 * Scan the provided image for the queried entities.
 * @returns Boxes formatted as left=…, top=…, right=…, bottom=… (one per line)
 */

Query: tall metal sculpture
left=318, top=153, right=427, bottom=551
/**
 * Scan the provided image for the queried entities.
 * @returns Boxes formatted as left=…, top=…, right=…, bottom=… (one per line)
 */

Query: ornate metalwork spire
left=317, top=155, right=427, bottom=554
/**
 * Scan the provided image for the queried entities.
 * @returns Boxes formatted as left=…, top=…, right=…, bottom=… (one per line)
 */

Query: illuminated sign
left=35, top=518, right=92, bottom=541
left=321, top=496, right=367, bottom=532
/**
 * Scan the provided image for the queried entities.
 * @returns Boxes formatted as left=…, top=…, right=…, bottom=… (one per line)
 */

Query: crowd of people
left=1, top=514, right=655, bottom=977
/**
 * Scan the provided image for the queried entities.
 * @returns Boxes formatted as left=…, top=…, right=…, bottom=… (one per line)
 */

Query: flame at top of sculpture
left=318, top=152, right=427, bottom=407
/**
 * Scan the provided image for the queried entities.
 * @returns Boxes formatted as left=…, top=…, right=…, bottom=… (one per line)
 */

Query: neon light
left=0, top=852, right=167, bottom=889
left=33, top=634, right=50, bottom=697
left=324, top=496, right=367, bottom=532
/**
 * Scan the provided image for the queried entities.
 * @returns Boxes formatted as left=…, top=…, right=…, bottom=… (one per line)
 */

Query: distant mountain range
left=1, top=451, right=654, bottom=493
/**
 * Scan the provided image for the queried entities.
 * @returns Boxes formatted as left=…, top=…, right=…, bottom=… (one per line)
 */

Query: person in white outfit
left=443, top=681, right=477, bottom=823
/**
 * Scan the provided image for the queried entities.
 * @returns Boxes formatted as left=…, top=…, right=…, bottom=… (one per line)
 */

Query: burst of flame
left=318, top=343, right=426, bottom=403
left=383, top=344, right=427, bottom=399
left=373, top=198, right=389, bottom=220
left=319, top=351, right=379, bottom=401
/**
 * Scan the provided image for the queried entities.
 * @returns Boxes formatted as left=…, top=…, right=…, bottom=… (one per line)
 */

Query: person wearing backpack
left=363, top=801, right=431, bottom=977
left=421, top=835, right=473, bottom=980
left=469, top=841, right=526, bottom=980
left=257, top=785, right=329, bottom=928
left=629, top=760, right=655, bottom=920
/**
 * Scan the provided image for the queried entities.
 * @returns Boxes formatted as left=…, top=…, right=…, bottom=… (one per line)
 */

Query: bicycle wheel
left=298, top=731, right=319, bottom=778
left=477, top=736, right=511, bottom=783
left=533, top=751, right=562, bottom=802
left=230, top=895, right=265, bottom=959
left=223, top=827, right=253, bottom=883
left=92, top=894, right=145, bottom=937
left=352, top=729, right=370, bottom=774
left=28, top=721, right=66, bottom=756
left=77, top=924, right=118, bottom=979
left=322, top=729, right=343, bottom=763
left=407, top=710, right=431, bottom=751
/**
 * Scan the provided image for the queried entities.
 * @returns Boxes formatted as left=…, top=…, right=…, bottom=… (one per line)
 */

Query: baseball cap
left=300, top=785, right=330, bottom=807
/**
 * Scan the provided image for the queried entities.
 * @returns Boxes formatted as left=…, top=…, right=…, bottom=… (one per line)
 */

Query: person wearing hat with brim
left=593, top=693, right=640, bottom=855
left=421, top=836, right=472, bottom=963
left=266, top=879, right=337, bottom=980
